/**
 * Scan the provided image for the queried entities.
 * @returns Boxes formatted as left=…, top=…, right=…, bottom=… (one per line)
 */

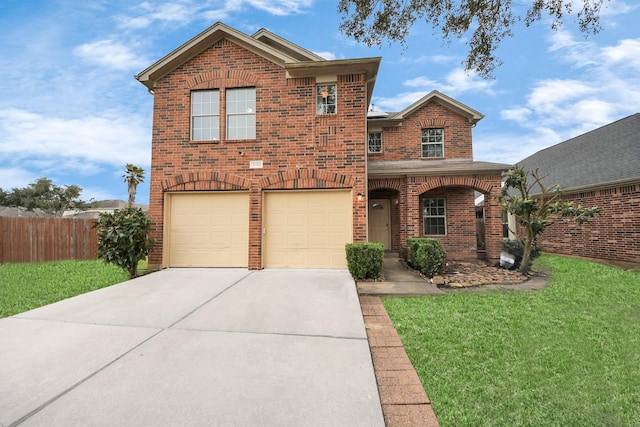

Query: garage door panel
left=263, top=190, right=352, bottom=268
left=168, top=192, right=248, bottom=267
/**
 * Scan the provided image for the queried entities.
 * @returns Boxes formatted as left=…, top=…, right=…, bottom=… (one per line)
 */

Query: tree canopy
left=338, top=0, right=609, bottom=77
left=0, top=178, right=93, bottom=216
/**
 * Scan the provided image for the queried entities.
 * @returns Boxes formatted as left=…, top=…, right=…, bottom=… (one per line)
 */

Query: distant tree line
left=0, top=177, right=94, bottom=217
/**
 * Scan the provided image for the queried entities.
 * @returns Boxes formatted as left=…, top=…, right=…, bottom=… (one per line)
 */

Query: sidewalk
left=358, top=255, right=445, bottom=296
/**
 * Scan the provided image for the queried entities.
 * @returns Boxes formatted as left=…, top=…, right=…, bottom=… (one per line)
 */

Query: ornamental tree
left=496, top=166, right=601, bottom=273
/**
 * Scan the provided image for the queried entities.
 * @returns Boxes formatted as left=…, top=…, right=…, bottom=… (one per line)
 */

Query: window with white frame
left=368, top=132, right=382, bottom=153
left=421, top=128, right=444, bottom=158
left=226, top=88, right=256, bottom=140
left=316, top=84, right=336, bottom=114
left=191, top=90, right=220, bottom=141
left=423, top=198, right=446, bottom=235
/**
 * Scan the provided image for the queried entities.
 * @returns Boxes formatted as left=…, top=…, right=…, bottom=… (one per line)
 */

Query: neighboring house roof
left=0, top=206, right=50, bottom=217
left=517, top=113, right=640, bottom=192
left=367, top=91, right=484, bottom=126
left=62, top=200, right=149, bottom=219
left=135, top=22, right=380, bottom=104
left=368, top=159, right=513, bottom=178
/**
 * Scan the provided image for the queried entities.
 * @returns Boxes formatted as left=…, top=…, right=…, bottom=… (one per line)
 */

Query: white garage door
left=167, top=192, right=248, bottom=267
left=263, top=190, right=352, bottom=268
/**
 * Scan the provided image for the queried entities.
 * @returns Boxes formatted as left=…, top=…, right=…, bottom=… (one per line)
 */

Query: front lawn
left=383, top=254, right=640, bottom=426
left=0, top=260, right=128, bottom=318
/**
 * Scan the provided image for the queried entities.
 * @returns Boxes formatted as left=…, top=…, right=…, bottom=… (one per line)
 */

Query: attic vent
left=600, top=188, right=615, bottom=196
left=620, top=185, right=637, bottom=194
left=339, top=74, right=360, bottom=83
left=287, top=77, right=312, bottom=87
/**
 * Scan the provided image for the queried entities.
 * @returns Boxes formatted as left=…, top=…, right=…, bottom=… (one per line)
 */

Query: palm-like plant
left=123, top=164, right=145, bottom=206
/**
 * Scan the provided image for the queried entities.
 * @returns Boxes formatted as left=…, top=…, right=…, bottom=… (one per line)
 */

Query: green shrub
left=407, top=238, right=446, bottom=278
left=345, top=242, right=384, bottom=280
left=502, top=239, right=541, bottom=270
left=95, top=206, right=154, bottom=279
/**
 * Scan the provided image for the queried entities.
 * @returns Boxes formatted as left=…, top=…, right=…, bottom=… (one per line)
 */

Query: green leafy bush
left=502, top=239, right=541, bottom=270
left=407, top=238, right=446, bottom=278
left=345, top=242, right=384, bottom=280
left=95, top=206, right=154, bottom=278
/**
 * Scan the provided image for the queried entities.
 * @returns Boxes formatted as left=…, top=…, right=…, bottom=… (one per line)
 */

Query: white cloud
left=500, top=107, right=531, bottom=122
left=0, top=167, right=37, bottom=190
left=602, top=38, right=640, bottom=69
left=404, top=69, right=495, bottom=95
left=244, top=0, right=314, bottom=16
left=313, top=51, right=337, bottom=60
left=74, top=39, right=148, bottom=70
left=117, top=2, right=196, bottom=29
left=0, top=108, right=151, bottom=174
left=119, top=0, right=314, bottom=30
left=500, top=30, right=640, bottom=144
left=399, top=54, right=456, bottom=64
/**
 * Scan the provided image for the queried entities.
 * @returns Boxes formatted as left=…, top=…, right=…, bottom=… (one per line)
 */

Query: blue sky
left=1, top=0, right=639, bottom=205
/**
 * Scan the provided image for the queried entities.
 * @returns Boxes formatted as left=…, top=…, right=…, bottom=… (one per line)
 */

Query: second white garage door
left=263, top=190, right=352, bottom=268
left=167, top=192, right=248, bottom=267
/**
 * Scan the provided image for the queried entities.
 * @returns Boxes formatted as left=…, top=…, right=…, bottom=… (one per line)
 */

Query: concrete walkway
left=1, top=269, right=384, bottom=427
left=358, top=256, right=445, bottom=296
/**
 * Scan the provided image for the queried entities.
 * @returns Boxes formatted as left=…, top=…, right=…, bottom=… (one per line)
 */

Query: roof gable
left=518, top=113, right=640, bottom=191
left=395, top=90, right=484, bottom=124
left=251, top=28, right=325, bottom=62
left=136, top=22, right=305, bottom=91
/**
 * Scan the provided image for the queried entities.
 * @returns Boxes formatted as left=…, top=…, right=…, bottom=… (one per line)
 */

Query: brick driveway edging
left=359, top=295, right=439, bottom=427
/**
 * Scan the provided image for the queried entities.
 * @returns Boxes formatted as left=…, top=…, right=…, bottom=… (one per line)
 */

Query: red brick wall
left=368, top=173, right=505, bottom=263
left=148, top=38, right=369, bottom=269
left=368, top=101, right=473, bottom=161
left=535, top=182, right=640, bottom=264
left=420, top=187, right=477, bottom=261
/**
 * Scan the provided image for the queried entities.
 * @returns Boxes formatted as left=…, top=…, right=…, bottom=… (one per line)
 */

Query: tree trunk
left=519, top=229, right=534, bottom=273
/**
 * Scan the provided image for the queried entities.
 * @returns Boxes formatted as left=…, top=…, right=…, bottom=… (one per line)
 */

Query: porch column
left=484, top=186, right=504, bottom=265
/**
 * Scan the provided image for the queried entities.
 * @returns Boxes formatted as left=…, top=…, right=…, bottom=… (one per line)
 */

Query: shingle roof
left=517, top=113, right=640, bottom=191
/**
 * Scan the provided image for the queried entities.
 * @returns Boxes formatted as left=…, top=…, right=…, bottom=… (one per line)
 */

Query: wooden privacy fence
left=0, top=217, right=98, bottom=263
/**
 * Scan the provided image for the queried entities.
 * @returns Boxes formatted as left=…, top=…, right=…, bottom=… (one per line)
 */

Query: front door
left=369, top=199, right=391, bottom=249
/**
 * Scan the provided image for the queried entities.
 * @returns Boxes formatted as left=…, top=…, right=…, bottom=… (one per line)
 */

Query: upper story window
left=226, top=88, right=256, bottom=140
left=423, top=198, right=446, bottom=235
left=191, top=90, right=220, bottom=141
left=316, top=84, right=336, bottom=115
left=368, top=132, right=382, bottom=153
left=421, top=128, right=444, bottom=158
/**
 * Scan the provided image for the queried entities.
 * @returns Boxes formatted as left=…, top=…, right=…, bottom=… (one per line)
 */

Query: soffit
left=367, top=159, right=512, bottom=177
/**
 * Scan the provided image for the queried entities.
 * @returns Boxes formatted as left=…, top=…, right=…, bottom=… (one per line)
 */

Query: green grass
left=0, top=260, right=128, bottom=318
left=383, top=254, right=640, bottom=427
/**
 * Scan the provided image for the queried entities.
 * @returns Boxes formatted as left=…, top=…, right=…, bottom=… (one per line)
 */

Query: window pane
left=191, top=90, right=219, bottom=140
left=421, top=128, right=444, bottom=158
left=227, top=114, right=256, bottom=140
left=317, top=84, right=336, bottom=115
left=226, top=88, right=256, bottom=139
left=368, top=132, right=382, bottom=153
left=423, top=198, right=446, bottom=235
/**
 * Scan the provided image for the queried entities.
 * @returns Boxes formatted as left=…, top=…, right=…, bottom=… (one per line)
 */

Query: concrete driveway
left=1, top=269, right=384, bottom=426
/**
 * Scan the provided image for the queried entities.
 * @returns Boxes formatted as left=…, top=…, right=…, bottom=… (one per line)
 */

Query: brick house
left=517, top=114, right=640, bottom=266
left=135, top=22, right=511, bottom=270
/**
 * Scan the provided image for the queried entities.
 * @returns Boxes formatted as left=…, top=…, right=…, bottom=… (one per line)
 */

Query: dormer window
left=316, top=84, right=336, bottom=114
left=421, top=128, right=444, bottom=158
